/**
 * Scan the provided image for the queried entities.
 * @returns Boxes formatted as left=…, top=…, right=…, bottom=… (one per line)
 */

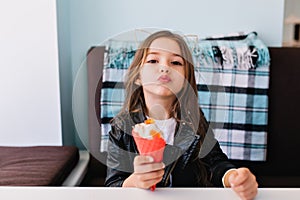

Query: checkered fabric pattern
left=99, top=32, right=270, bottom=161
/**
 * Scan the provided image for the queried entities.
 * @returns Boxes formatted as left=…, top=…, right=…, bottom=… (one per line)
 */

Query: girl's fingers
left=135, top=174, right=164, bottom=189
left=135, top=162, right=165, bottom=173
left=134, top=155, right=154, bottom=165
left=229, top=168, right=258, bottom=200
left=232, top=178, right=258, bottom=194
left=135, top=169, right=165, bottom=182
left=230, top=168, right=251, bottom=186
left=130, top=155, right=165, bottom=189
left=134, top=155, right=165, bottom=173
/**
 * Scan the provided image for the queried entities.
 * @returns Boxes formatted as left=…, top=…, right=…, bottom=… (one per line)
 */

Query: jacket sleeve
left=200, top=135, right=236, bottom=186
left=104, top=123, right=136, bottom=187
left=199, top=110, right=236, bottom=187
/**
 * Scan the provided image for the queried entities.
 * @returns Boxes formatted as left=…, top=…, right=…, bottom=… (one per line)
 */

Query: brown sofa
left=0, top=146, right=79, bottom=186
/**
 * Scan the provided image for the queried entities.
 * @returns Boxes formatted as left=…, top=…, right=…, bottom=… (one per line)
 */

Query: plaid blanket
left=99, top=32, right=270, bottom=161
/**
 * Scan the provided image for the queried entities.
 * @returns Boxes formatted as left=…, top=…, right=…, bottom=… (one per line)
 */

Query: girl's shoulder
left=111, top=110, right=145, bottom=130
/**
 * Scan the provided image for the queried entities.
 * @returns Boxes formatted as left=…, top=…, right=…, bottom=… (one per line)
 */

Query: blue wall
left=56, top=0, right=285, bottom=147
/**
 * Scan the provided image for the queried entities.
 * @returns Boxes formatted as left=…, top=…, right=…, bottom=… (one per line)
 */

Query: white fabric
left=150, top=117, right=176, bottom=145
left=222, top=168, right=237, bottom=187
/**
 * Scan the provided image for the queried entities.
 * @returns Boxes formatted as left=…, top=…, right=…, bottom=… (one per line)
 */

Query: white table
left=0, top=187, right=299, bottom=200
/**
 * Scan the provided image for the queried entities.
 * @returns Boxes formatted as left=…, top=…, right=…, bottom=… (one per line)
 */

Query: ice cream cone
left=132, top=131, right=166, bottom=162
left=132, top=129, right=166, bottom=191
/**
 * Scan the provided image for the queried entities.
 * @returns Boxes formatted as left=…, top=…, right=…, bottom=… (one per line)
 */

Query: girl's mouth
left=158, top=75, right=171, bottom=83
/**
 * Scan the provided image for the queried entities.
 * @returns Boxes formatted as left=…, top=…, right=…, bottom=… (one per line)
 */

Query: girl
left=105, top=30, right=258, bottom=200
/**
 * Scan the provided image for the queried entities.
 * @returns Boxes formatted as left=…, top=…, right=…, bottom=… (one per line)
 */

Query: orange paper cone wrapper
left=132, top=131, right=166, bottom=162
left=132, top=130, right=166, bottom=191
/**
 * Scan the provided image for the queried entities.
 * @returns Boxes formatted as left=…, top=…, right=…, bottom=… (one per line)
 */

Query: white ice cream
left=133, top=123, right=162, bottom=139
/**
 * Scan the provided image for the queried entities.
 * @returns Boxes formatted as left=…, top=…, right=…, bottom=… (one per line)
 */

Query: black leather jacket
left=104, top=110, right=235, bottom=187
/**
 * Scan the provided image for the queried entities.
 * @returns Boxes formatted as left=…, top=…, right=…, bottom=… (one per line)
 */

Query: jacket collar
left=127, top=110, right=200, bottom=150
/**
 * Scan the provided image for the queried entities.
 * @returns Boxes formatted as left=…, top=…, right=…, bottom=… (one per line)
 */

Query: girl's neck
left=145, top=97, right=174, bottom=120
left=147, top=106, right=171, bottom=120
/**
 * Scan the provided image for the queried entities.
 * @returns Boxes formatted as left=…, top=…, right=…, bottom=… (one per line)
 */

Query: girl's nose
left=159, top=65, right=169, bottom=73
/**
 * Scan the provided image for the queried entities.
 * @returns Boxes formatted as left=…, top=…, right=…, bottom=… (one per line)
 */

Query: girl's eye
left=171, top=61, right=183, bottom=66
left=147, top=59, right=158, bottom=64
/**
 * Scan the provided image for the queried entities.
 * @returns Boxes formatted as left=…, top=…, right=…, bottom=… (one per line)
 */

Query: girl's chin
left=146, top=90, right=178, bottom=100
left=143, top=85, right=181, bottom=96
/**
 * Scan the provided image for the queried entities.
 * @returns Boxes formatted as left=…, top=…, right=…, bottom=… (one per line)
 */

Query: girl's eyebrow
left=147, top=51, right=183, bottom=58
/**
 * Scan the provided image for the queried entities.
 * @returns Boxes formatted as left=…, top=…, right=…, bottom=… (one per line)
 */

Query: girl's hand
left=227, top=168, right=258, bottom=200
left=122, top=155, right=165, bottom=189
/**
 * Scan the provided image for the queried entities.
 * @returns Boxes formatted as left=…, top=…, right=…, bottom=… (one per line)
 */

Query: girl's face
left=138, top=37, right=185, bottom=100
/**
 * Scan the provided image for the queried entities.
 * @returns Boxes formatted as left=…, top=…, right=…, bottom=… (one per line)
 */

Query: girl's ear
left=135, top=78, right=142, bottom=86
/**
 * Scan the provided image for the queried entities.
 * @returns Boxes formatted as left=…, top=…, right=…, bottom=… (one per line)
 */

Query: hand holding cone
left=132, top=119, right=166, bottom=191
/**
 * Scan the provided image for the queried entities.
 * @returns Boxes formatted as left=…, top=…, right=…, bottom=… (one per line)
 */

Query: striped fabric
left=99, top=32, right=270, bottom=161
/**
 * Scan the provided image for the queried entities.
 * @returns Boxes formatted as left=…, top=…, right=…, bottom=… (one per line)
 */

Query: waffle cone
left=132, top=130, right=166, bottom=162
